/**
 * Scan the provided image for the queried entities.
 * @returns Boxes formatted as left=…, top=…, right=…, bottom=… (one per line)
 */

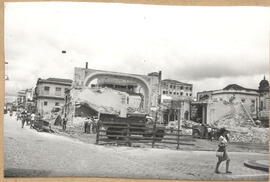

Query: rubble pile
left=213, top=104, right=268, bottom=144
left=68, top=117, right=85, bottom=128
left=181, top=128, right=193, bottom=135
left=213, top=113, right=254, bottom=128
left=182, top=120, right=199, bottom=128
left=228, top=127, right=269, bottom=144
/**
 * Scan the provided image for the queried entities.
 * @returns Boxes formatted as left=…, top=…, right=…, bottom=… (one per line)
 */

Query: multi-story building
left=17, top=89, right=26, bottom=108
left=160, top=79, right=193, bottom=124
left=161, top=79, right=193, bottom=99
left=24, top=88, right=35, bottom=113
left=34, top=78, right=72, bottom=117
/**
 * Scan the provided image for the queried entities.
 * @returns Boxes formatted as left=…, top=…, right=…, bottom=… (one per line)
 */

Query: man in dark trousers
left=21, top=109, right=27, bottom=128
left=84, top=117, right=91, bottom=133
left=62, top=116, right=68, bottom=131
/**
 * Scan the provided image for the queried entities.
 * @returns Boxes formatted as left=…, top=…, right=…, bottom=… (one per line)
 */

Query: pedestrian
left=89, top=116, right=95, bottom=134
left=62, top=116, right=67, bottom=131
left=207, top=126, right=212, bottom=141
left=215, top=127, right=232, bottom=174
left=84, top=117, right=90, bottom=133
left=16, top=111, right=21, bottom=121
left=21, top=110, right=27, bottom=128
left=30, top=112, right=36, bottom=128
left=91, top=117, right=97, bottom=134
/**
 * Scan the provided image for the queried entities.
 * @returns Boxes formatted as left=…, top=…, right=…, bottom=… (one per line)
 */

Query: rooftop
left=162, top=79, right=192, bottom=86
left=223, top=84, right=258, bottom=92
left=47, top=78, right=72, bottom=83
left=37, top=77, right=72, bottom=85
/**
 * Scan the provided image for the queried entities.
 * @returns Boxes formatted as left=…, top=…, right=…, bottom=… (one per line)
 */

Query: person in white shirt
left=30, top=113, right=35, bottom=128
left=215, top=128, right=232, bottom=174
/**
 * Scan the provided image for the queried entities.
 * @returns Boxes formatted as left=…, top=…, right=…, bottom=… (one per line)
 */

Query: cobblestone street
left=4, top=114, right=269, bottom=180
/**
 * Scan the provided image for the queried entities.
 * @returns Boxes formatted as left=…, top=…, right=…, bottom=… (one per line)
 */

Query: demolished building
left=193, top=78, right=269, bottom=144
left=63, top=66, right=163, bottom=126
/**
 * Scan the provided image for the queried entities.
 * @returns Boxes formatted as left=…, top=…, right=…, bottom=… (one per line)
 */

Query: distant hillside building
left=34, top=78, right=72, bottom=117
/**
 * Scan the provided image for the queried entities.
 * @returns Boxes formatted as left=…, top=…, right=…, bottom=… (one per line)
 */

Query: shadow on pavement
left=5, top=168, right=52, bottom=177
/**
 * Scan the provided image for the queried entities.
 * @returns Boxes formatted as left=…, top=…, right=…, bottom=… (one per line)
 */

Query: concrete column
left=202, top=105, right=206, bottom=124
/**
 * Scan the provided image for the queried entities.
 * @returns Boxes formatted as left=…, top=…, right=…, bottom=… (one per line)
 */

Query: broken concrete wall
left=65, top=87, right=144, bottom=126
left=77, top=87, right=127, bottom=111
left=206, top=98, right=268, bottom=144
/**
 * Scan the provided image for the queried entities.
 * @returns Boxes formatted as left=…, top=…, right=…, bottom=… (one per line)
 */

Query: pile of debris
left=228, top=127, right=269, bottom=144
left=212, top=107, right=268, bottom=144
left=213, top=113, right=254, bottom=128
left=182, top=120, right=199, bottom=129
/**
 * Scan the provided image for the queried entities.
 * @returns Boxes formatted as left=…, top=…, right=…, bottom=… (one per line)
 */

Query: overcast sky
left=4, top=2, right=270, bottom=96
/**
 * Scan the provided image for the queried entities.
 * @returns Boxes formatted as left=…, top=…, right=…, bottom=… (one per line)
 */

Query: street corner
left=244, top=159, right=269, bottom=172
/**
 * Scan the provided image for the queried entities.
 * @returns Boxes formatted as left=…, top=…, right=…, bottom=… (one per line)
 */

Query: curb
left=244, top=160, right=269, bottom=172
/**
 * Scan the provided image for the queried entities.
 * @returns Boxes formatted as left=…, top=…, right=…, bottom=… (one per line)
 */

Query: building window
left=177, top=92, right=179, bottom=95
left=44, top=101, right=48, bottom=106
left=180, top=86, right=183, bottom=90
left=190, top=87, right=192, bottom=91
left=173, top=92, right=176, bottom=95
left=163, top=91, right=166, bottom=94
left=180, top=92, right=183, bottom=96
left=55, top=87, right=62, bottom=96
left=173, top=85, right=176, bottom=89
left=190, top=93, right=192, bottom=96
left=186, top=87, right=189, bottom=90
left=170, top=85, right=173, bottom=89
left=260, top=101, right=263, bottom=111
left=186, top=93, right=188, bottom=96
left=55, top=102, right=59, bottom=106
left=44, top=86, right=50, bottom=95
left=169, top=91, right=172, bottom=94
left=64, top=88, right=69, bottom=93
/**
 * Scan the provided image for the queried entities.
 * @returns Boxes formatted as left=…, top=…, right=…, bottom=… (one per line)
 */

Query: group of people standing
left=84, top=116, right=97, bottom=134
left=16, top=110, right=41, bottom=129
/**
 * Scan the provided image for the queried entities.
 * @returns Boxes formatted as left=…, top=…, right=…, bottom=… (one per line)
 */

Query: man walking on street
left=21, top=110, right=27, bottom=128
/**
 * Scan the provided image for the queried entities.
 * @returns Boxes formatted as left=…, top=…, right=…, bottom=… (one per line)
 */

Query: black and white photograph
left=3, top=2, right=269, bottom=180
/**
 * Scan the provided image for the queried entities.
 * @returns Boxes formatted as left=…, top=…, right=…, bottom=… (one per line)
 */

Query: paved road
left=4, top=114, right=269, bottom=180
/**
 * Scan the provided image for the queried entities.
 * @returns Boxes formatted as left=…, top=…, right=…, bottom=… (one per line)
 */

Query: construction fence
left=95, top=119, right=195, bottom=150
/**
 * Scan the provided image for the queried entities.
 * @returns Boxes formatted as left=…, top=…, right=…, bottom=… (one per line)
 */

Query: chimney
left=85, top=62, right=88, bottom=69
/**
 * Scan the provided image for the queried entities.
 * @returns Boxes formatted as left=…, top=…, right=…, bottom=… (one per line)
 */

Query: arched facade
left=84, top=72, right=151, bottom=112
left=73, top=67, right=160, bottom=114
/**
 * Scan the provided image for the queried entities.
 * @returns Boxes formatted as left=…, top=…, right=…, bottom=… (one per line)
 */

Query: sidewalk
left=49, top=125, right=269, bottom=180
left=6, top=116, right=268, bottom=180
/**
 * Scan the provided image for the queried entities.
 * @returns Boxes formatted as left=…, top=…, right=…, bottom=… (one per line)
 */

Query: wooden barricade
left=95, top=119, right=194, bottom=150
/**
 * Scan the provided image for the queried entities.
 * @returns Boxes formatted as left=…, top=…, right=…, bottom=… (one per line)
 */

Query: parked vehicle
left=165, top=120, right=178, bottom=133
left=99, top=113, right=165, bottom=141
left=192, top=124, right=219, bottom=140
left=33, top=118, right=51, bottom=132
